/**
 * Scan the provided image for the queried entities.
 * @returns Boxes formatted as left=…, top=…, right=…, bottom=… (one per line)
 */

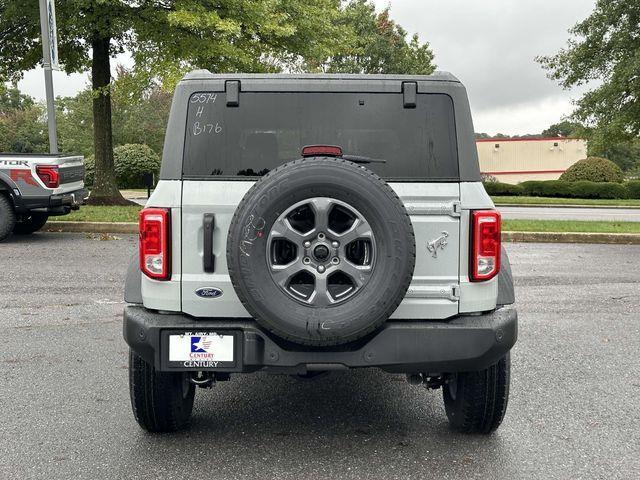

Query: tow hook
left=189, top=372, right=231, bottom=388
left=406, top=373, right=445, bottom=390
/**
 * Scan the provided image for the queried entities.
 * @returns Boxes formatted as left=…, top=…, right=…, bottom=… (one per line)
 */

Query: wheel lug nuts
left=318, top=233, right=325, bottom=240
left=331, top=257, right=340, bottom=265
left=317, top=265, right=325, bottom=273
left=303, top=241, right=311, bottom=248
left=303, top=257, right=311, bottom=265
left=331, top=241, right=339, bottom=248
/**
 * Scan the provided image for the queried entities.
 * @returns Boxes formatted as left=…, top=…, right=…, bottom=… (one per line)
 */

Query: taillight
left=302, top=145, right=343, bottom=157
left=36, top=165, right=59, bottom=188
left=470, top=210, right=501, bottom=282
left=139, top=208, right=171, bottom=280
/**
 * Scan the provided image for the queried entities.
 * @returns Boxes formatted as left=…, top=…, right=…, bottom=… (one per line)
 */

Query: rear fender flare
left=124, top=250, right=143, bottom=304
left=0, top=172, right=19, bottom=192
left=497, top=246, right=515, bottom=305
left=0, top=174, right=20, bottom=206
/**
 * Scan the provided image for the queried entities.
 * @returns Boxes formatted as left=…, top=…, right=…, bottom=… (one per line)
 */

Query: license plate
left=168, top=332, right=234, bottom=368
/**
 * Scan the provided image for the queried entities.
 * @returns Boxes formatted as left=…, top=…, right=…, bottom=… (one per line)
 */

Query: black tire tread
left=13, top=213, right=49, bottom=235
left=128, top=350, right=195, bottom=432
left=443, top=353, right=510, bottom=434
left=0, top=193, right=16, bottom=242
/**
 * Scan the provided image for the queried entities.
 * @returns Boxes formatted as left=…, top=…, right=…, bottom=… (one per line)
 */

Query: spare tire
left=227, top=157, right=415, bottom=346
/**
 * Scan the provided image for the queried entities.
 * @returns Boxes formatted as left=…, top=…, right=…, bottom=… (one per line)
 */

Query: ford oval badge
left=195, top=287, right=223, bottom=298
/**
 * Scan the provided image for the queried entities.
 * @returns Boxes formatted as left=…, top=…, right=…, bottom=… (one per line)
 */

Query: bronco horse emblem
left=427, top=231, right=449, bottom=258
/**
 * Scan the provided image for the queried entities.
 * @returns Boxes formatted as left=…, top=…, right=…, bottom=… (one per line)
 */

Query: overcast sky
left=18, top=0, right=596, bottom=136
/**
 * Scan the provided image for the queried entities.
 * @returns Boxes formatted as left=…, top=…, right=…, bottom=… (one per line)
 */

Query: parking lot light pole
left=38, top=0, right=59, bottom=154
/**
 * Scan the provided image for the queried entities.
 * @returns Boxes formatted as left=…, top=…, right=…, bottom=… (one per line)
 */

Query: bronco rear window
left=182, top=92, right=459, bottom=180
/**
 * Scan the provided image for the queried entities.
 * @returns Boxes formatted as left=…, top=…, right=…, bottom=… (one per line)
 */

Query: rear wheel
left=129, top=350, right=195, bottom=432
left=442, top=353, right=510, bottom=434
left=0, top=194, right=16, bottom=242
left=13, top=213, right=49, bottom=235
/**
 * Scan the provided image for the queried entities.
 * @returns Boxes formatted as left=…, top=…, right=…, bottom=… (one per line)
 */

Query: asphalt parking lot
left=1, top=233, right=639, bottom=479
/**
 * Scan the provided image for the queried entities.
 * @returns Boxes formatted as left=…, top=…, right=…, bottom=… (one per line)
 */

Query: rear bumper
left=123, top=305, right=517, bottom=374
left=15, top=188, right=88, bottom=215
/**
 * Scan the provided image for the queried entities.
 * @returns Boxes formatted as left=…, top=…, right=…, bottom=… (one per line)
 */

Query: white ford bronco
left=124, top=71, right=517, bottom=434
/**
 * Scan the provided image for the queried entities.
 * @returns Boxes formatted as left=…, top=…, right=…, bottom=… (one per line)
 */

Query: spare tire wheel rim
left=266, top=197, right=376, bottom=306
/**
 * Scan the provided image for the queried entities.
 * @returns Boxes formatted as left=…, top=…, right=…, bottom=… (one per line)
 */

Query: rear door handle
left=203, top=213, right=215, bottom=273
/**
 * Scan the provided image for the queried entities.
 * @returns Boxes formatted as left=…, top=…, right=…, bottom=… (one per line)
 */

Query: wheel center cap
left=313, top=244, right=330, bottom=261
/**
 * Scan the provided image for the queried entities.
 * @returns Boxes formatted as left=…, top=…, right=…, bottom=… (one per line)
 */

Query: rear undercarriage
left=124, top=305, right=517, bottom=374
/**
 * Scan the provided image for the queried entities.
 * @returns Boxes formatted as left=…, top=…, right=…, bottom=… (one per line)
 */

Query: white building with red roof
left=476, top=137, right=588, bottom=184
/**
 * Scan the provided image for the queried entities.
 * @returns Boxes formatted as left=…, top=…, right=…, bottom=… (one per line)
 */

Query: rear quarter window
left=183, top=92, right=459, bottom=181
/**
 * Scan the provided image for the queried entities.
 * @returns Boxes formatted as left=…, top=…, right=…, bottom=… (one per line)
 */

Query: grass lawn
left=503, top=220, right=640, bottom=234
left=492, top=196, right=640, bottom=207
left=48, top=205, right=143, bottom=223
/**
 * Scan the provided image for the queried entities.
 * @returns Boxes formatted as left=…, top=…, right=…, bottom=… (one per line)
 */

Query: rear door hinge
left=452, top=201, right=462, bottom=217
left=402, top=81, right=417, bottom=108
left=451, top=285, right=460, bottom=300
left=226, top=80, right=240, bottom=107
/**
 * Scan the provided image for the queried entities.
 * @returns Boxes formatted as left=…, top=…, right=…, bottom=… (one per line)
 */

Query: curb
left=44, top=221, right=138, bottom=234
left=43, top=221, right=640, bottom=245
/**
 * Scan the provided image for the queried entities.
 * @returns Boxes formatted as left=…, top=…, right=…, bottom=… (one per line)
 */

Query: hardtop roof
left=181, top=69, right=461, bottom=84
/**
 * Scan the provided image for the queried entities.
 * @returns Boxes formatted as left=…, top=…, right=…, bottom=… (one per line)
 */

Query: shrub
left=568, top=181, right=627, bottom=199
left=625, top=180, right=640, bottom=199
left=483, top=181, right=524, bottom=196
left=626, top=165, right=640, bottom=180
left=84, top=155, right=95, bottom=186
left=480, top=173, right=498, bottom=183
left=496, top=178, right=631, bottom=200
left=519, top=180, right=572, bottom=197
left=559, top=157, right=624, bottom=183
left=113, top=144, right=161, bottom=188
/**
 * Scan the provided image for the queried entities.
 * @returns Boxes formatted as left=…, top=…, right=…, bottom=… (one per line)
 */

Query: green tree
left=111, top=68, right=171, bottom=156
left=591, top=139, right=640, bottom=173
left=327, top=1, right=435, bottom=74
left=0, top=85, right=47, bottom=152
left=1, top=83, right=35, bottom=111
left=0, top=1, right=348, bottom=204
left=542, top=121, right=583, bottom=138
left=56, top=89, right=94, bottom=157
left=537, top=1, right=640, bottom=146
left=56, top=68, right=172, bottom=159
